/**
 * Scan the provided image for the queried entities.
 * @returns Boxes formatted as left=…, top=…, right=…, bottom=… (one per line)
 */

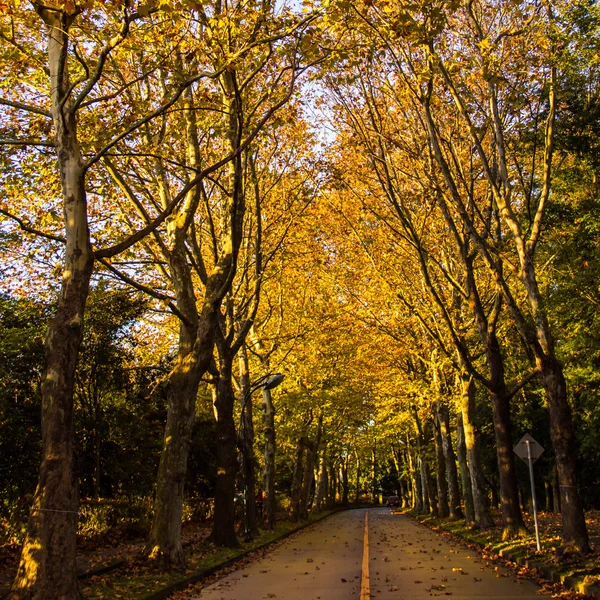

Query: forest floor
left=0, top=511, right=337, bottom=599
left=408, top=508, right=600, bottom=599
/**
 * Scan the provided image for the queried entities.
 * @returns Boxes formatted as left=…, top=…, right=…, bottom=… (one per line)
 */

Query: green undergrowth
left=405, top=509, right=600, bottom=591
left=81, top=510, right=337, bottom=599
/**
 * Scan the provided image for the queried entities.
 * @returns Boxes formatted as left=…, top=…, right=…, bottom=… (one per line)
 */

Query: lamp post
left=240, top=373, right=284, bottom=541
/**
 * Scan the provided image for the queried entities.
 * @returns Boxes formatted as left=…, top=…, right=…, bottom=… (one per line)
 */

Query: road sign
left=514, top=433, right=544, bottom=551
left=513, top=433, right=544, bottom=464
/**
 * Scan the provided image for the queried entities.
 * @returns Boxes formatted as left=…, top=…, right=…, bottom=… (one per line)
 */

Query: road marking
left=360, top=511, right=370, bottom=600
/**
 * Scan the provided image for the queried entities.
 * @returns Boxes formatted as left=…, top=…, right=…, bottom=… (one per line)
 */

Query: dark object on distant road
left=386, top=495, right=400, bottom=508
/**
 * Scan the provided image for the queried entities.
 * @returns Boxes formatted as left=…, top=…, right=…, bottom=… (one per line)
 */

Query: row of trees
left=317, top=0, right=599, bottom=552
left=1, top=0, right=599, bottom=598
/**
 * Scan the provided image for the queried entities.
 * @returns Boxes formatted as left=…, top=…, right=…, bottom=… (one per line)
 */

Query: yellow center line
left=360, top=511, right=370, bottom=600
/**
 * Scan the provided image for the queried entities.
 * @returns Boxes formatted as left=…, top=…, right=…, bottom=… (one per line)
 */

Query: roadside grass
left=80, top=511, right=337, bottom=600
left=404, top=508, right=600, bottom=595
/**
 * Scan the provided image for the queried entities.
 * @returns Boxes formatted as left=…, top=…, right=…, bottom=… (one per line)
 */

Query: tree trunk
left=11, top=10, right=93, bottom=599
left=210, top=350, right=240, bottom=547
left=433, top=415, right=449, bottom=518
left=460, top=376, right=494, bottom=529
left=456, top=413, right=474, bottom=523
left=147, top=353, right=204, bottom=564
left=299, top=439, right=316, bottom=520
left=300, top=415, right=322, bottom=519
left=262, top=378, right=277, bottom=529
left=341, top=455, right=349, bottom=505
left=355, top=454, right=361, bottom=504
left=371, top=445, right=378, bottom=504
left=483, top=333, right=525, bottom=538
left=407, top=442, right=421, bottom=513
left=539, top=356, right=589, bottom=551
left=419, top=458, right=430, bottom=514
left=438, top=403, right=463, bottom=520
left=327, top=463, right=337, bottom=507
left=314, top=449, right=327, bottom=512
left=290, top=437, right=306, bottom=521
left=239, top=345, right=259, bottom=538
left=490, top=388, right=526, bottom=538
left=146, top=79, right=224, bottom=566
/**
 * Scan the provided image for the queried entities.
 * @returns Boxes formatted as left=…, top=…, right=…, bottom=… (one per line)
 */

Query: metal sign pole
left=526, top=441, right=542, bottom=551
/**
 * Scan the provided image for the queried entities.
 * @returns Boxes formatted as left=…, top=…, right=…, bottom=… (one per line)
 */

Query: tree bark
left=300, top=415, right=322, bottom=519
left=460, top=375, right=494, bottom=529
left=456, top=413, right=474, bottom=523
left=341, top=455, right=350, bottom=505
left=407, top=442, right=421, bottom=513
left=290, top=437, right=306, bottom=521
left=210, top=348, right=240, bottom=547
left=371, top=445, right=378, bottom=504
left=261, top=374, right=277, bottom=529
left=433, top=415, right=449, bottom=518
left=438, top=402, right=463, bottom=520
left=489, top=386, right=526, bottom=538
left=327, top=462, right=337, bottom=508
left=11, top=9, right=93, bottom=599
left=419, top=458, right=430, bottom=514
left=239, top=345, right=259, bottom=538
left=355, top=453, right=361, bottom=504
left=314, top=448, right=328, bottom=512
left=146, top=75, right=224, bottom=566
left=299, top=439, right=316, bottom=520
left=540, top=356, right=588, bottom=551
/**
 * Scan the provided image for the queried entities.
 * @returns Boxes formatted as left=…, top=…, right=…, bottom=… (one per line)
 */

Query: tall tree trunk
left=407, top=442, right=421, bottom=513
left=412, top=409, right=437, bottom=516
left=425, top=456, right=439, bottom=516
left=147, top=353, right=205, bottom=563
left=456, top=413, right=474, bottom=523
left=211, top=348, right=240, bottom=547
left=419, top=458, right=430, bottom=514
left=300, top=415, right=322, bottom=519
left=146, top=299, right=220, bottom=564
left=483, top=329, right=525, bottom=538
left=464, top=247, right=525, bottom=537
left=539, top=356, right=589, bottom=552
left=341, top=455, right=349, bottom=505
left=433, top=415, right=449, bottom=518
left=314, top=448, right=328, bottom=512
left=438, top=402, right=463, bottom=520
left=299, top=439, right=316, bottom=520
left=11, top=10, right=93, bottom=599
left=290, top=437, right=306, bottom=521
left=146, top=78, right=223, bottom=566
left=261, top=374, right=277, bottom=529
left=239, top=345, right=259, bottom=538
left=460, top=375, right=494, bottom=529
left=490, top=389, right=525, bottom=538
left=371, top=444, right=378, bottom=504
left=355, top=453, right=361, bottom=504
left=328, top=462, right=337, bottom=507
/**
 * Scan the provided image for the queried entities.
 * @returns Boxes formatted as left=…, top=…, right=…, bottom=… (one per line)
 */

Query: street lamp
left=240, top=373, right=284, bottom=541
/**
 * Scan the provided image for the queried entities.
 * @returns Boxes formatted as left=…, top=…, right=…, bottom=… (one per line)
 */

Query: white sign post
left=513, top=433, right=544, bottom=551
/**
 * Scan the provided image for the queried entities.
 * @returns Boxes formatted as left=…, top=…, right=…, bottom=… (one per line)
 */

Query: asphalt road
left=194, top=508, right=545, bottom=599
